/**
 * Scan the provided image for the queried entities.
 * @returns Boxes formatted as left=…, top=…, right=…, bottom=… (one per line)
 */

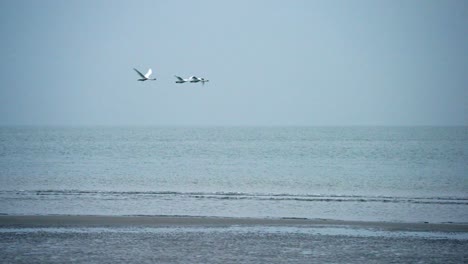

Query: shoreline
left=1, top=215, right=467, bottom=232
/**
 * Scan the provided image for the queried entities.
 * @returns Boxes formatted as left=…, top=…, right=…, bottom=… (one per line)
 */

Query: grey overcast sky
left=0, top=0, right=466, bottom=126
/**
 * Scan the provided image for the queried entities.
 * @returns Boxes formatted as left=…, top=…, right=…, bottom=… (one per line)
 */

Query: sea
left=1, top=126, right=467, bottom=223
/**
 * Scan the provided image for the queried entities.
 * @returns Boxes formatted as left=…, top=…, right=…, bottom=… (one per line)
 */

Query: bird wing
left=134, top=68, right=146, bottom=78
left=174, top=75, right=184, bottom=81
left=144, top=68, right=153, bottom=78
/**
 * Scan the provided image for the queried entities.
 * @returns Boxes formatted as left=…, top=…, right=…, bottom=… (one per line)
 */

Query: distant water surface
left=0, top=127, right=467, bottom=222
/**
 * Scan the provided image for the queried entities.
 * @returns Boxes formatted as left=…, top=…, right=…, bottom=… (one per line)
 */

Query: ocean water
left=0, top=126, right=467, bottom=223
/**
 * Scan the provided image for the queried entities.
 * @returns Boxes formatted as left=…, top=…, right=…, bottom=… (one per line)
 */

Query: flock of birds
left=133, top=68, right=209, bottom=85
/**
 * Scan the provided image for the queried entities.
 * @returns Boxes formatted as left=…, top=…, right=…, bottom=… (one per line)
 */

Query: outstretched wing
left=174, top=75, right=184, bottom=81
left=133, top=68, right=146, bottom=78
left=144, top=68, right=153, bottom=78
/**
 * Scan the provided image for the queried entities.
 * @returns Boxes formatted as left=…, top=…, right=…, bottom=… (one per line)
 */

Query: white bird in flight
left=174, top=75, right=190, bottom=83
left=194, top=76, right=209, bottom=85
left=175, top=75, right=209, bottom=85
left=134, top=68, right=156, bottom=81
left=190, top=76, right=209, bottom=85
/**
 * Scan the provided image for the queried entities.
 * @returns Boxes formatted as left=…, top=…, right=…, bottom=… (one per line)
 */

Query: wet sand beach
left=1, top=215, right=468, bottom=232
left=1, top=215, right=467, bottom=264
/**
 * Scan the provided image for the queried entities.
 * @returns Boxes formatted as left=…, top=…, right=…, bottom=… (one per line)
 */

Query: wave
left=1, top=190, right=467, bottom=205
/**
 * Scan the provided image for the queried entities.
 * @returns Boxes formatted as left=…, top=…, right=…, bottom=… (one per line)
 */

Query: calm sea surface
left=0, top=127, right=467, bottom=222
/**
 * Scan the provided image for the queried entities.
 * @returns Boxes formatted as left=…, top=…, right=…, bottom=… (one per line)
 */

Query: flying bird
left=174, top=75, right=190, bottom=83
left=191, top=76, right=209, bottom=85
left=195, top=77, right=209, bottom=85
left=134, top=68, right=156, bottom=81
left=175, top=75, right=209, bottom=85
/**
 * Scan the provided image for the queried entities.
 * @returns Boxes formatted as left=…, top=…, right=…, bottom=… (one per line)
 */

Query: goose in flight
left=134, top=68, right=156, bottom=81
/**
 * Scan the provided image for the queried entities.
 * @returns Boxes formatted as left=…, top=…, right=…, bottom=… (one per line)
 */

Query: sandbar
left=1, top=215, right=467, bottom=232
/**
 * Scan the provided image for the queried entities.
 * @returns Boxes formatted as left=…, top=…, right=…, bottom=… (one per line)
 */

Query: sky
left=0, top=0, right=467, bottom=126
